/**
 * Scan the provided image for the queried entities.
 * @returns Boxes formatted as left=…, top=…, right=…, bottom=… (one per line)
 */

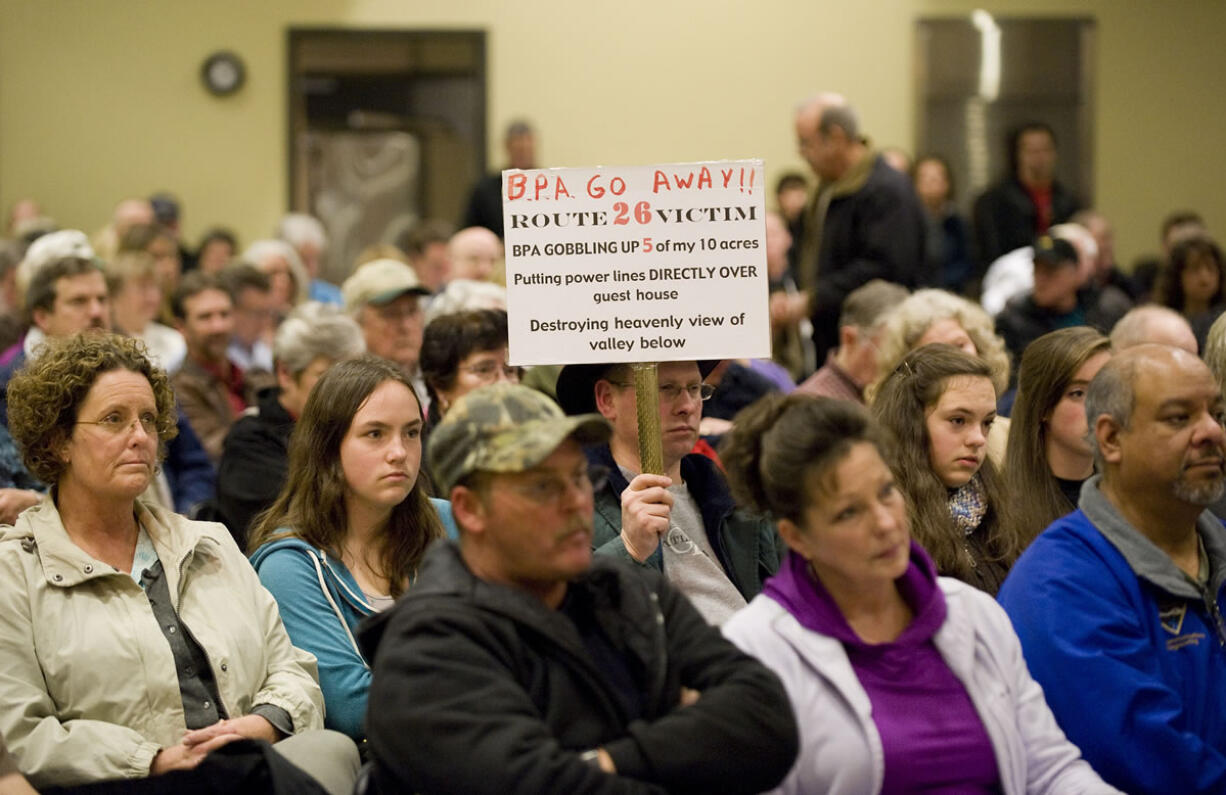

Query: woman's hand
left=150, top=733, right=242, bottom=775
left=152, top=715, right=283, bottom=775
left=183, top=715, right=281, bottom=747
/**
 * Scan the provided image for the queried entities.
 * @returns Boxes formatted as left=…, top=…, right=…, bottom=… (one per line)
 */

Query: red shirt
left=197, top=357, right=248, bottom=416
left=1026, top=184, right=1054, bottom=235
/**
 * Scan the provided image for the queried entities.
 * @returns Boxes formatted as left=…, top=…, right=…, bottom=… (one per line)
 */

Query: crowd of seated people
left=0, top=101, right=1223, bottom=794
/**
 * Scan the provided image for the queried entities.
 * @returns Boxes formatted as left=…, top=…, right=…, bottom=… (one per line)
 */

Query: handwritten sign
left=503, top=160, right=769, bottom=366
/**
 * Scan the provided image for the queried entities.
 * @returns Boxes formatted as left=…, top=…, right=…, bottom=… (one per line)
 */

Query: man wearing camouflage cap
left=358, top=383, right=797, bottom=795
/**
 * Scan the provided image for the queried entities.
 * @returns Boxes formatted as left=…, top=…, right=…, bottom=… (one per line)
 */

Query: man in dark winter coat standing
left=973, top=122, right=1080, bottom=271
left=793, top=92, right=928, bottom=365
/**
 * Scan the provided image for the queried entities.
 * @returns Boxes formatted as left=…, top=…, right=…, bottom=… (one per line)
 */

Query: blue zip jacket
left=999, top=477, right=1226, bottom=794
left=250, top=498, right=456, bottom=740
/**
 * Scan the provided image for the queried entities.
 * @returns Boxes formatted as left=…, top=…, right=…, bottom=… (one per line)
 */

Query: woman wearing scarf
left=870, top=344, right=1021, bottom=595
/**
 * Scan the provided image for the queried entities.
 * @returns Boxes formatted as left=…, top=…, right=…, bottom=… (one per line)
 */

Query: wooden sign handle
left=631, top=362, right=664, bottom=475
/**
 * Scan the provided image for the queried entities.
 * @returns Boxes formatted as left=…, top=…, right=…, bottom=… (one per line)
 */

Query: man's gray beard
left=1173, top=475, right=1226, bottom=506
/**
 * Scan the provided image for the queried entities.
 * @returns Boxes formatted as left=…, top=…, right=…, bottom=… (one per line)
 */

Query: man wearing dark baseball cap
left=996, top=234, right=1108, bottom=364
left=555, top=360, right=784, bottom=625
left=358, top=383, right=797, bottom=795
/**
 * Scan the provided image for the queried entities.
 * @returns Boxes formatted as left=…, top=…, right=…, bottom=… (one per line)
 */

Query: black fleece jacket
left=358, top=542, right=798, bottom=795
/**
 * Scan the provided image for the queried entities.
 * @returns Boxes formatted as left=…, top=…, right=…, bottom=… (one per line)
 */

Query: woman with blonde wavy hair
left=866, top=288, right=1012, bottom=465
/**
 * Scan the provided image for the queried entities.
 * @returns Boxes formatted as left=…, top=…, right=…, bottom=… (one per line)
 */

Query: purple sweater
left=763, top=544, right=1001, bottom=793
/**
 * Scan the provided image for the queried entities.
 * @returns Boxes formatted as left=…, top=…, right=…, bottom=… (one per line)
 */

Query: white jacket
left=0, top=496, right=324, bottom=788
left=722, top=577, right=1119, bottom=795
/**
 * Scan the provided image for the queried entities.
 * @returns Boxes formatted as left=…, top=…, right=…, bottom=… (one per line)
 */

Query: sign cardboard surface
left=502, top=160, right=769, bottom=366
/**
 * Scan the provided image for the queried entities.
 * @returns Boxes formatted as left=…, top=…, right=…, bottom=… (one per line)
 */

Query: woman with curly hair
left=0, top=333, right=357, bottom=792
left=249, top=355, right=449, bottom=743
left=720, top=393, right=1115, bottom=794
left=871, top=344, right=1019, bottom=594
left=1157, top=232, right=1226, bottom=351
left=1004, top=327, right=1111, bottom=543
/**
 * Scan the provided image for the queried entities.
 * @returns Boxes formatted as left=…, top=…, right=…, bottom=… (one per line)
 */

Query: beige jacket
left=0, top=496, right=324, bottom=788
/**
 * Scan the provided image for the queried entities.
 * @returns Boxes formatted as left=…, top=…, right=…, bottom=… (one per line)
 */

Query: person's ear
left=31, top=307, right=51, bottom=334
left=449, top=484, right=488, bottom=537
left=53, top=430, right=72, bottom=464
left=777, top=517, right=812, bottom=560
left=593, top=380, right=618, bottom=420
left=838, top=325, right=858, bottom=352
left=275, top=361, right=295, bottom=392
left=1094, top=414, right=1124, bottom=465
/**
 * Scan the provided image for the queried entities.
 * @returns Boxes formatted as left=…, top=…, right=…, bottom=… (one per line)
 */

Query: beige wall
left=1, top=0, right=1222, bottom=268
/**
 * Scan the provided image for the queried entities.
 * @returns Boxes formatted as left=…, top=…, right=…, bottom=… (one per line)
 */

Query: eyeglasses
left=374, top=302, right=422, bottom=323
left=510, top=465, right=609, bottom=507
left=76, top=411, right=160, bottom=438
left=609, top=381, right=715, bottom=403
left=460, top=360, right=521, bottom=383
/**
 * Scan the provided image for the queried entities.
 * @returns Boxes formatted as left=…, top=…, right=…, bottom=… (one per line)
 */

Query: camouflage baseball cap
left=429, top=383, right=611, bottom=494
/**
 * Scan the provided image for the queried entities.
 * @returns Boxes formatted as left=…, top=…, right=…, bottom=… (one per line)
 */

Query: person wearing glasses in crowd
left=418, top=308, right=518, bottom=484
left=249, top=355, right=454, bottom=745
left=359, top=382, right=798, bottom=794
left=555, top=360, right=784, bottom=625
left=0, top=333, right=358, bottom=793
left=342, top=258, right=432, bottom=408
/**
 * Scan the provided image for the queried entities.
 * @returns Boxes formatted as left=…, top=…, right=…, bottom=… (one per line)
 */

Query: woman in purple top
left=720, top=393, right=1118, bottom=795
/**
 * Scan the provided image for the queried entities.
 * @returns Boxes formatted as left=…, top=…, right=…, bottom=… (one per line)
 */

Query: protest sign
left=502, top=160, right=769, bottom=366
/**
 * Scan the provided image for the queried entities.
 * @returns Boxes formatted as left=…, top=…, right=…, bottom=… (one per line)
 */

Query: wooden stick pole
left=631, top=362, right=664, bottom=475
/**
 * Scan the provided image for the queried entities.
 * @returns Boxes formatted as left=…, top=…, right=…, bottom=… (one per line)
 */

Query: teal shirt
left=250, top=497, right=456, bottom=740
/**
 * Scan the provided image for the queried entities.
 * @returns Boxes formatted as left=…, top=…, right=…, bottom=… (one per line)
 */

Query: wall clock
left=201, top=51, right=246, bottom=97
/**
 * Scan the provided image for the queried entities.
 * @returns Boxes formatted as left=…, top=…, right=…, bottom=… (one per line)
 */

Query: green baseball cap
left=429, top=383, right=611, bottom=494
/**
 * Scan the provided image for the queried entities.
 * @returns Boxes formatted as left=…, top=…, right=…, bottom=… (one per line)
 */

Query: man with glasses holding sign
left=359, top=383, right=797, bottom=794
left=556, top=360, right=785, bottom=626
